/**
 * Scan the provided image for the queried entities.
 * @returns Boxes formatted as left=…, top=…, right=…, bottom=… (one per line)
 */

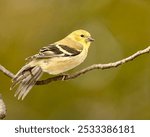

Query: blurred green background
left=0, top=0, right=150, bottom=119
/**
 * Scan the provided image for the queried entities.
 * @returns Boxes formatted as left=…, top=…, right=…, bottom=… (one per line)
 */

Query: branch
left=0, top=94, right=6, bottom=119
left=0, top=46, right=150, bottom=86
left=0, top=64, right=14, bottom=79
left=36, top=46, right=150, bottom=85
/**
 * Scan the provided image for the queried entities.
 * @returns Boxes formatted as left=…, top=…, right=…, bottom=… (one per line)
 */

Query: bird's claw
left=60, top=73, right=69, bottom=81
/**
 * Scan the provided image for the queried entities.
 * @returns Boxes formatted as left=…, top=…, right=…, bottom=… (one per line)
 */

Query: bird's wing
left=26, top=44, right=82, bottom=61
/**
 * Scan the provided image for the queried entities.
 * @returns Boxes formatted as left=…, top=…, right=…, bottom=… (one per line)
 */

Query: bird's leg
left=59, top=73, right=69, bottom=81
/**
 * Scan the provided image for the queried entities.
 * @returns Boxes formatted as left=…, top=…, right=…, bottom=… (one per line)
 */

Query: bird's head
left=67, top=29, right=94, bottom=48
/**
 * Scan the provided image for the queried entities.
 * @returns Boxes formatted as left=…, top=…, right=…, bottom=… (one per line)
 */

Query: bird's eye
left=80, top=34, right=84, bottom=37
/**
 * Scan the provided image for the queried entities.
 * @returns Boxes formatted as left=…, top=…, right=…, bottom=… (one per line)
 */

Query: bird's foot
left=60, top=73, right=69, bottom=81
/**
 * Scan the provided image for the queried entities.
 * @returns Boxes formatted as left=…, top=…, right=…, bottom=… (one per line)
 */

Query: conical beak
left=87, top=36, right=94, bottom=42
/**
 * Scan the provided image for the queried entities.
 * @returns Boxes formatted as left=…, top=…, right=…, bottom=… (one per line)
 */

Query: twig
left=36, top=46, right=150, bottom=85
left=0, top=46, right=150, bottom=85
left=0, top=65, right=14, bottom=79
left=0, top=94, right=6, bottom=119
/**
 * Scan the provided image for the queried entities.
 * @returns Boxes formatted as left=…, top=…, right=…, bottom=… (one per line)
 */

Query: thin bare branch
left=0, top=65, right=14, bottom=79
left=0, top=94, right=6, bottom=119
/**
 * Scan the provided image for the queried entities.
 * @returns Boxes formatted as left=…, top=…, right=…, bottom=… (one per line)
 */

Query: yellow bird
left=10, top=29, right=94, bottom=100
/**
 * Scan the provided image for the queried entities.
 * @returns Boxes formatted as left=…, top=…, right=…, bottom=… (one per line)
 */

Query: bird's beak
left=87, top=36, right=94, bottom=42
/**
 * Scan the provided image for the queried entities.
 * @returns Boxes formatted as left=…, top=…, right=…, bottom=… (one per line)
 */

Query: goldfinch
left=10, top=29, right=94, bottom=100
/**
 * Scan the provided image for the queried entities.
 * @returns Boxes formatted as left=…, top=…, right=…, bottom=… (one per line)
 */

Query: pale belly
left=36, top=49, right=88, bottom=75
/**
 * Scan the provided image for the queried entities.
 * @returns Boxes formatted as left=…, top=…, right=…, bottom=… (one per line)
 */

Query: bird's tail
left=10, top=64, right=43, bottom=100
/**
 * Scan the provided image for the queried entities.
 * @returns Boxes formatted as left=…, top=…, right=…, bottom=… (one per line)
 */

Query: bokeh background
left=0, top=0, right=150, bottom=119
